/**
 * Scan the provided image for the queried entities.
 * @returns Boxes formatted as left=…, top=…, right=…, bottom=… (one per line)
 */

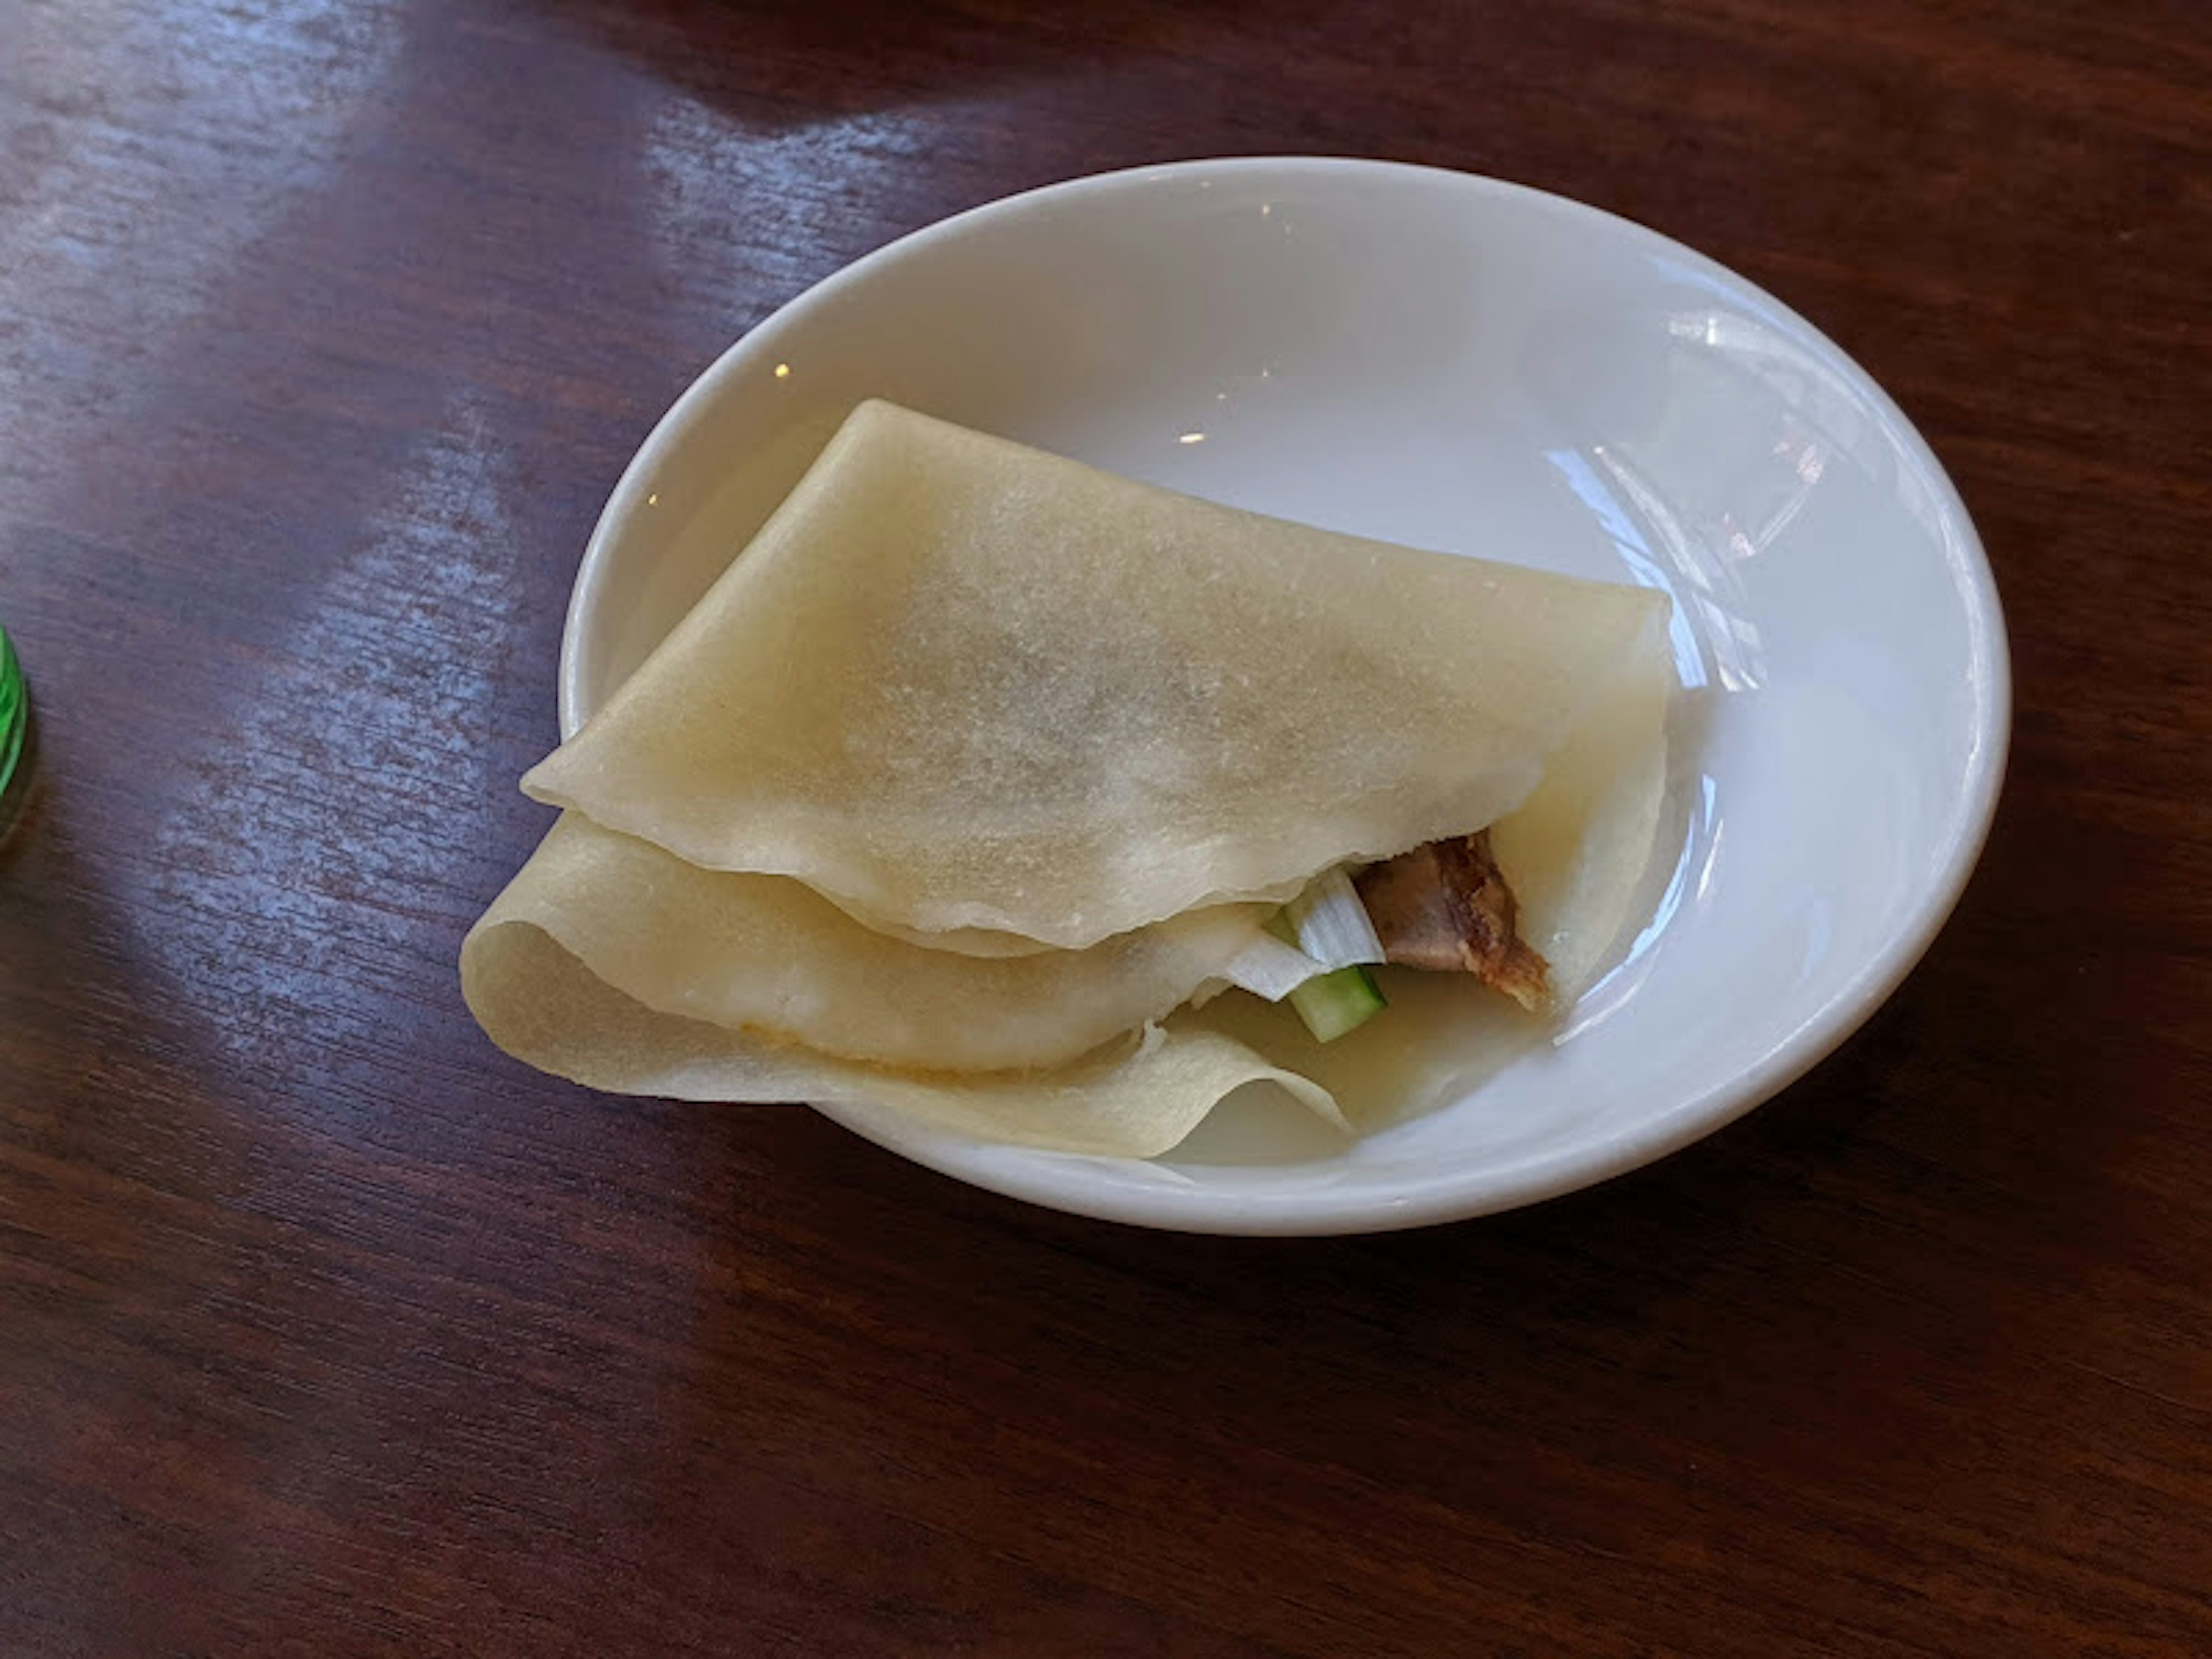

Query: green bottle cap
left=0, top=626, right=29, bottom=834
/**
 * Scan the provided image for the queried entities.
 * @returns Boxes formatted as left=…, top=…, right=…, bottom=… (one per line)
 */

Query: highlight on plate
left=461, top=400, right=1675, bottom=1158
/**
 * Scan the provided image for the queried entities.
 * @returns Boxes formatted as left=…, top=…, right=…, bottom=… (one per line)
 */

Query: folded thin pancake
left=460, top=593, right=1672, bottom=1158
left=523, top=400, right=1670, bottom=952
left=468, top=402, right=1678, bottom=1157
left=469, top=813, right=1289, bottom=1073
left=463, top=924, right=1346, bottom=1160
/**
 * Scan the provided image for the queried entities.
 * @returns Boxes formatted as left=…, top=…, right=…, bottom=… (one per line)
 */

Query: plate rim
left=555, top=155, right=2012, bottom=1236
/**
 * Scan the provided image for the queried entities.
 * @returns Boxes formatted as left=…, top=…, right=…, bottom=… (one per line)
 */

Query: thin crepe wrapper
left=522, top=399, right=1670, bottom=953
left=466, top=402, right=1675, bottom=1156
left=463, top=923, right=1345, bottom=1160
left=463, top=616, right=1671, bottom=1156
left=468, top=813, right=1290, bottom=1074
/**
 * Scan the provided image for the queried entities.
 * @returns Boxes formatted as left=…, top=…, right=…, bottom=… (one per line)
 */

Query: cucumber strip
left=1285, top=964, right=1388, bottom=1043
left=1265, top=908, right=1388, bottom=1041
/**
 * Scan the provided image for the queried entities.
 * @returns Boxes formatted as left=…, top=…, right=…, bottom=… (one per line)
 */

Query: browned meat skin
left=1352, top=830, right=1551, bottom=1012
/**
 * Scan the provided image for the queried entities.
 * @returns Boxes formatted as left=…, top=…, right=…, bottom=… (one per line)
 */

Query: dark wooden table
left=5, top=2, right=2209, bottom=1652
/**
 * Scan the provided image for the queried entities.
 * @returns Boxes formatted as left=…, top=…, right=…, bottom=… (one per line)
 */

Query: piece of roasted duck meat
left=1353, top=830, right=1550, bottom=1012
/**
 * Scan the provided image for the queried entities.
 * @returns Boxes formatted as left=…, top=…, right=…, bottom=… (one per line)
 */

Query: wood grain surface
left=4, top=1, right=2210, bottom=1653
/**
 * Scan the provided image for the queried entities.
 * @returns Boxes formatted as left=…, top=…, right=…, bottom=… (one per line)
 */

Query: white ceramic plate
left=558, top=158, right=2008, bottom=1235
